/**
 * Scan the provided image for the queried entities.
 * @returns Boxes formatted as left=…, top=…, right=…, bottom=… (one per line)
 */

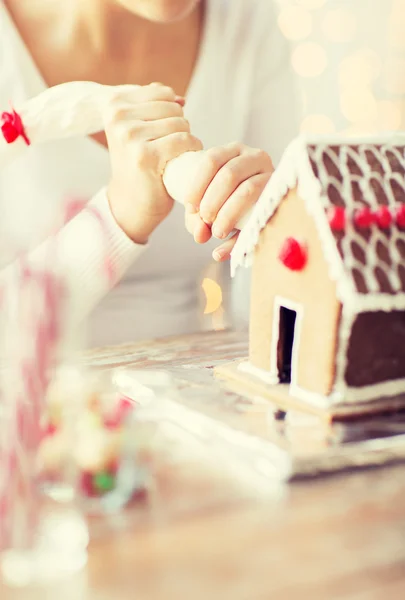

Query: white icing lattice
left=308, top=142, right=405, bottom=296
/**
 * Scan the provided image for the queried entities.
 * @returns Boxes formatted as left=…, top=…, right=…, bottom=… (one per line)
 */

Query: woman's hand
left=105, top=82, right=203, bottom=244
left=184, top=142, right=274, bottom=261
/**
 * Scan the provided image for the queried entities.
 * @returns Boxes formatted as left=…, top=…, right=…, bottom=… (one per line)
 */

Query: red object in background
left=80, top=471, right=98, bottom=497
left=327, top=206, right=346, bottom=231
left=43, top=423, right=57, bottom=438
left=354, top=207, right=375, bottom=228
left=104, top=395, right=134, bottom=429
left=395, top=205, right=405, bottom=228
left=80, top=460, right=119, bottom=498
left=375, top=206, right=392, bottom=229
left=1, top=109, right=30, bottom=145
left=64, top=198, right=88, bottom=224
left=279, top=237, right=307, bottom=271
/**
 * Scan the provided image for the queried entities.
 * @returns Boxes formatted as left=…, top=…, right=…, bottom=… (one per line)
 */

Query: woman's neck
left=75, top=0, right=205, bottom=92
left=4, top=0, right=205, bottom=93
left=75, top=0, right=139, bottom=52
left=75, top=0, right=202, bottom=56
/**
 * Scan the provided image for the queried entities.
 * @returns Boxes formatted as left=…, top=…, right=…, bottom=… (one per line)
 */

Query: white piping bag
left=0, top=81, right=252, bottom=230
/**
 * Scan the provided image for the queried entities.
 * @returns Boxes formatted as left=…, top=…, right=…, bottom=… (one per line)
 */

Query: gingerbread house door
left=271, top=297, right=302, bottom=386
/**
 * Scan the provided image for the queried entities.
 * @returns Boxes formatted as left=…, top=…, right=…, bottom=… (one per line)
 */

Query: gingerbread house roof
left=231, top=133, right=405, bottom=312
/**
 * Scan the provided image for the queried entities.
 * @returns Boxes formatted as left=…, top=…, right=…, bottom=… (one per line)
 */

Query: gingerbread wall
left=249, top=188, right=341, bottom=397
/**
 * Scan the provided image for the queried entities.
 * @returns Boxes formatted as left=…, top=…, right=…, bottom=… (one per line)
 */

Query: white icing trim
left=348, top=293, right=405, bottom=312
left=230, top=137, right=352, bottom=298
left=297, top=132, right=405, bottom=146
left=333, top=378, right=405, bottom=404
left=289, top=384, right=332, bottom=409
left=231, top=133, right=405, bottom=314
left=230, top=137, right=303, bottom=276
left=238, top=360, right=405, bottom=409
left=269, top=301, right=281, bottom=383
left=330, top=296, right=405, bottom=399
left=238, top=360, right=278, bottom=385
left=270, top=297, right=303, bottom=388
left=237, top=361, right=332, bottom=409
left=331, top=304, right=355, bottom=398
left=243, top=292, right=405, bottom=411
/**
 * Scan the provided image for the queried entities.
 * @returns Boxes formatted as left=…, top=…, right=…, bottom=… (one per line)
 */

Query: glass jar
left=0, top=364, right=90, bottom=587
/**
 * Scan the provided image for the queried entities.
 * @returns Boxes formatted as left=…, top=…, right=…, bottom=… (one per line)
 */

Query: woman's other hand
left=105, top=82, right=203, bottom=244
left=184, top=142, right=273, bottom=261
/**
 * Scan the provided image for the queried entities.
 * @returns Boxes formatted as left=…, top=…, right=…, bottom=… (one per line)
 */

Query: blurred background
left=278, top=0, right=405, bottom=135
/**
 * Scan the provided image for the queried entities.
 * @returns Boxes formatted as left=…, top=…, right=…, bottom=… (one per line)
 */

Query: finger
left=152, top=132, right=203, bottom=166
left=185, top=209, right=212, bottom=243
left=111, top=101, right=184, bottom=123
left=185, top=143, right=242, bottom=211
left=113, top=82, right=186, bottom=106
left=112, top=82, right=177, bottom=105
left=139, top=83, right=178, bottom=103
left=212, top=232, right=239, bottom=262
left=211, top=173, right=270, bottom=239
left=149, top=83, right=186, bottom=106
left=135, top=116, right=191, bottom=141
left=199, top=152, right=270, bottom=227
left=135, top=101, right=184, bottom=120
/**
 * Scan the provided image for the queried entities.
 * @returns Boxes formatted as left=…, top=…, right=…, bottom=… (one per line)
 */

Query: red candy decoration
left=327, top=206, right=346, bottom=231
left=375, top=206, right=392, bottom=229
left=279, top=237, right=307, bottom=271
left=1, top=109, right=30, bottom=145
left=354, top=207, right=375, bottom=228
left=396, top=205, right=405, bottom=228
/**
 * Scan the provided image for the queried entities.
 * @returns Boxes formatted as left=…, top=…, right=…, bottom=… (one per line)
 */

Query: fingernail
left=213, top=249, right=226, bottom=261
left=212, top=226, right=225, bottom=240
left=185, top=203, right=197, bottom=214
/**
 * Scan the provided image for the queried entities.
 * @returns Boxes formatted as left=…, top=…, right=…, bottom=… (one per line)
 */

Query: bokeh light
left=383, top=56, right=405, bottom=94
left=291, top=42, right=328, bottom=77
left=340, top=88, right=378, bottom=124
left=295, top=0, right=326, bottom=10
left=277, top=5, right=313, bottom=41
left=376, top=100, right=402, bottom=130
left=276, top=0, right=405, bottom=136
left=202, top=278, right=223, bottom=315
left=342, top=124, right=379, bottom=137
left=321, top=7, right=358, bottom=43
left=387, top=0, right=405, bottom=50
left=300, top=114, right=336, bottom=134
left=338, top=49, right=382, bottom=89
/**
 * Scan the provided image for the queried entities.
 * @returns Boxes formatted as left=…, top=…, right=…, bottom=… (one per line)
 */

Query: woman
left=0, top=0, right=298, bottom=347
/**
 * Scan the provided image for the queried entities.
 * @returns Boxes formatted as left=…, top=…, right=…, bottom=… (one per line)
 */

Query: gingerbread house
left=226, top=134, right=405, bottom=416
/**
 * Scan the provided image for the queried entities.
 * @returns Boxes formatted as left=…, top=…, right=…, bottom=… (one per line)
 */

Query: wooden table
left=2, top=330, right=405, bottom=599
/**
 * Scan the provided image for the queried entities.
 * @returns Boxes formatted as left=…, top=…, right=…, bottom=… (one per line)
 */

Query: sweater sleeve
left=0, top=188, right=146, bottom=326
